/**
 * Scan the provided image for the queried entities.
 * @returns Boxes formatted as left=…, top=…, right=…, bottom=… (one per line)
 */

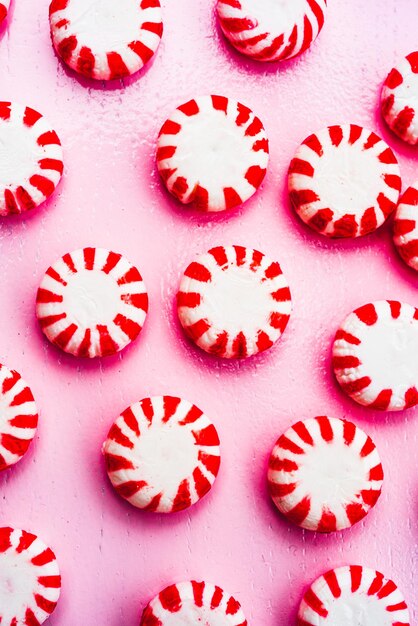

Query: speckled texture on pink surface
left=0, top=1, right=417, bottom=624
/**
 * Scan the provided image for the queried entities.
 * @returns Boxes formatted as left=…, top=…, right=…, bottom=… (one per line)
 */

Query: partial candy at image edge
left=216, top=0, right=328, bottom=63
left=0, top=526, right=61, bottom=626
left=49, top=0, right=163, bottom=81
left=381, top=51, right=418, bottom=145
left=297, top=565, right=410, bottom=626
left=333, top=301, right=418, bottom=411
left=393, top=181, right=418, bottom=271
left=0, top=363, right=38, bottom=471
left=140, top=580, right=248, bottom=626
left=0, top=0, right=9, bottom=24
left=0, top=101, right=63, bottom=217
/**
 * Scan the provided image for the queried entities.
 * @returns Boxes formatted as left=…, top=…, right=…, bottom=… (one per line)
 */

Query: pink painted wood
left=0, top=0, right=416, bottom=624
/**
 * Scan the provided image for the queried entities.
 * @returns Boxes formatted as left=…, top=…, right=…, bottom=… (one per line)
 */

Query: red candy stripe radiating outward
left=393, top=182, right=418, bottom=271
left=268, top=416, right=383, bottom=532
left=0, top=527, right=61, bottom=626
left=0, top=364, right=38, bottom=472
left=216, top=0, right=328, bottom=62
left=0, top=102, right=63, bottom=217
left=381, top=51, right=418, bottom=145
left=103, top=397, right=221, bottom=513
left=36, top=247, right=148, bottom=358
left=49, top=0, right=163, bottom=80
left=141, top=581, right=247, bottom=626
left=157, top=96, right=269, bottom=212
left=0, top=0, right=10, bottom=23
left=333, top=301, right=418, bottom=411
left=177, top=245, right=292, bottom=359
left=288, top=124, right=401, bottom=238
left=297, top=566, right=410, bottom=625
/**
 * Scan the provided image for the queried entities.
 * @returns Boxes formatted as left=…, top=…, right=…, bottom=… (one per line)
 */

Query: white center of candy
left=0, top=391, right=13, bottom=429
left=325, top=591, right=393, bottom=625
left=135, top=422, right=198, bottom=493
left=202, top=266, right=272, bottom=334
left=297, top=436, right=366, bottom=509
left=0, top=551, right=38, bottom=622
left=312, top=143, right=383, bottom=216
left=396, top=69, right=418, bottom=111
left=239, top=0, right=308, bottom=33
left=0, top=119, right=39, bottom=188
left=174, top=107, right=255, bottom=192
left=357, top=316, right=418, bottom=391
left=63, top=0, right=143, bottom=53
left=63, top=270, right=120, bottom=327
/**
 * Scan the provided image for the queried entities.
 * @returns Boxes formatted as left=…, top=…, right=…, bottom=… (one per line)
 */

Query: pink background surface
left=0, top=1, right=417, bottom=624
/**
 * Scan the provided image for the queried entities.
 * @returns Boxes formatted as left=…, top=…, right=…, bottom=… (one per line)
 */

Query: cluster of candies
left=0, top=1, right=416, bottom=625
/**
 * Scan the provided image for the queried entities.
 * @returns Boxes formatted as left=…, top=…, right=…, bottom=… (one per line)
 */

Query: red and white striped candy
left=177, top=246, right=291, bottom=359
left=381, top=52, right=418, bottom=145
left=0, top=0, right=10, bottom=24
left=49, top=0, right=163, bottom=81
left=0, top=527, right=61, bottom=626
left=216, top=0, right=327, bottom=63
left=268, top=416, right=383, bottom=532
left=0, top=102, right=63, bottom=217
left=103, top=396, right=221, bottom=513
left=288, top=125, right=401, bottom=238
left=36, top=247, right=148, bottom=358
left=0, top=364, right=38, bottom=472
left=141, top=581, right=247, bottom=626
left=393, top=182, right=418, bottom=271
left=333, top=301, right=418, bottom=411
left=297, top=566, right=410, bottom=626
left=157, top=95, right=269, bottom=212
